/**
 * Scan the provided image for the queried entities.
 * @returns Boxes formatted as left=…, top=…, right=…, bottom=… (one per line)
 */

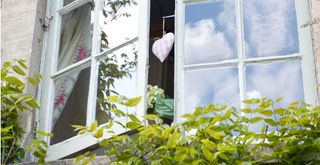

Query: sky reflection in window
left=184, top=67, right=239, bottom=114
left=184, top=0, right=237, bottom=65
left=246, top=61, right=304, bottom=132
left=243, top=0, right=299, bottom=57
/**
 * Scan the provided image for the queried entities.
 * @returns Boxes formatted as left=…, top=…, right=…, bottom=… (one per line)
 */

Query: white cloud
left=184, top=19, right=233, bottom=64
left=244, top=0, right=296, bottom=56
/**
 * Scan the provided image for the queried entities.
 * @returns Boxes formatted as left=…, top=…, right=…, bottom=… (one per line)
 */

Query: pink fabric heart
left=152, top=32, right=175, bottom=62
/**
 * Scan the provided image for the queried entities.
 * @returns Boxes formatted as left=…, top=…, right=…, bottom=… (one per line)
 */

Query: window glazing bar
left=50, top=58, right=91, bottom=79
left=184, top=59, right=239, bottom=71
left=58, top=0, right=91, bottom=15
left=244, top=54, right=301, bottom=64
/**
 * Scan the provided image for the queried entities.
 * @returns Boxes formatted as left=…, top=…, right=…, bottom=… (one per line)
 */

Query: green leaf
left=201, top=139, right=216, bottom=150
left=89, top=121, right=98, bottom=132
left=110, top=109, right=126, bottom=116
left=201, top=146, right=214, bottom=162
left=94, top=128, right=103, bottom=138
left=128, top=114, right=141, bottom=123
left=6, top=76, right=24, bottom=86
left=1, top=125, right=13, bottom=133
left=264, top=119, right=276, bottom=126
left=35, top=130, right=53, bottom=137
left=142, top=114, right=158, bottom=120
left=18, top=59, right=28, bottom=69
left=12, top=65, right=26, bottom=75
left=126, top=96, right=141, bottom=107
left=181, top=114, right=193, bottom=119
left=218, top=152, right=229, bottom=160
left=250, top=117, right=263, bottom=124
left=241, top=108, right=252, bottom=114
left=260, top=110, right=273, bottom=116
left=3, top=61, right=12, bottom=68
left=206, top=129, right=225, bottom=140
left=126, top=122, right=141, bottom=130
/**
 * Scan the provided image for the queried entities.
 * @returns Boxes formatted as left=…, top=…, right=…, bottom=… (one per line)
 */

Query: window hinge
left=41, top=16, right=53, bottom=31
left=33, top=121, right=38, bottom=138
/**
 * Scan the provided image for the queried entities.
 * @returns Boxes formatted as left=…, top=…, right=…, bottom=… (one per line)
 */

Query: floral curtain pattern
left=52, top=3, right=92, bottom=126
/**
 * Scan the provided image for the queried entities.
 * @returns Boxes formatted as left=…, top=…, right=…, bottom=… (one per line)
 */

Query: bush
left=78, top=97, right=320, bottom=165
left=1, top=59, right=41, bottom=164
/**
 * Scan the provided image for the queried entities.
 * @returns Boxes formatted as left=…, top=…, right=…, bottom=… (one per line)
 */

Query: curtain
left=52, top=3, right=92, bottom=126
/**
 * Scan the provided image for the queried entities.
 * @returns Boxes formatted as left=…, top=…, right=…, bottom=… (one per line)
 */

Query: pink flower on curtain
left=74, top=47, right=88, bottom=62
left=54, top=88, right=66, bottom=107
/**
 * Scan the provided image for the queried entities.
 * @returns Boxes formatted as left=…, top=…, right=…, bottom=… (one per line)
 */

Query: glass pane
left=58, top=3, right=92, bottom=70
left=51, top=67, right=91, bottom=145
left=63, top=0, right=76, bottom=6
left=184, top=67, right=240, bottom=115
left=96, top=42, right=138, bottom=125
left=244, top=0, right=299, bottom=57
left=246, top=61, right=304, bottom=132
left=101, top=1, right=139, bottom=50
left=184, top=0, right=237, bottom=65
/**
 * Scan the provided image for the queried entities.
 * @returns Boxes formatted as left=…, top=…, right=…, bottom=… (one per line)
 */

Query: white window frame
left=38, top=0, right=150, bottom=161
left=174, top=0, right=318, bottom=123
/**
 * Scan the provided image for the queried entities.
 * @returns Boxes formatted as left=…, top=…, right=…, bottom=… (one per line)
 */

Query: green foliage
left=26, top=131, right=53, bottom=165
left=82, top=97, right=320, bottom=165
left=147, top=85, right=165, bottom=109
left=1, top=59, right=41, bottom=164
left=147, top=85, right=173, bottom=119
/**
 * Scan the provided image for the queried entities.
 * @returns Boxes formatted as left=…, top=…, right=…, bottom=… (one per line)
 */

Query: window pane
left=184, top=67, right=240, bottom=115
left=184, top=0, right=237, bottom=65
left=58, top=3, right=92, bottom=70
left=96, top=42, right=138, bottom=125
left=244, top=0, right=299, bottom=57
left=63, top=0, right=76, bottom=6
left=246, top=61, right=304, bottom=132
left=101, top=1, right=139, bottom=50
left=51, top=67, right=91, bottom=145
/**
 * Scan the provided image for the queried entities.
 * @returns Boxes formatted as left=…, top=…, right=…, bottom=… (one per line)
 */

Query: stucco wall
left=1, top=0, right=47, bottom=161
left=310, top=0, right=320, bottom=95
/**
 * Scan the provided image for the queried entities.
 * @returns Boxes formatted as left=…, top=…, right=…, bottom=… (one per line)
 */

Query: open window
left=39, top=0, right=149, bottom=160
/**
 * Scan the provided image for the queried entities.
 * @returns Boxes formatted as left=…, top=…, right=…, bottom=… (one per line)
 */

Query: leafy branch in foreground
left=75, top=97, right=320, bottom=165
left=1, top=59, right=41, bottom=164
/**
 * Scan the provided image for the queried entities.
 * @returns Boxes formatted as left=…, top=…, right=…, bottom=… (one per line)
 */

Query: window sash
left=174, top=0, right=318, bottom=123
left=39, top=0, right=150, bottom=160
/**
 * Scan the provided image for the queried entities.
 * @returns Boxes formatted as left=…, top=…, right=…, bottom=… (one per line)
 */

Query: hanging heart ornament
left=152, top=32, right=175, bottom=62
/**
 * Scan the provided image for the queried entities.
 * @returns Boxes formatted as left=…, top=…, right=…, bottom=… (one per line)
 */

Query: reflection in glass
left=243, top=0, right=299, bottom=57
left=184, top=67, right=239, bottom=114
left=96, top=43, right=138, bottom=125
left=63, top=0, right=76, bottom=6
left=184, top=0, right=237, bottom=65
left=101, top=2, right=139, bottom=50
left=246, top=61, right=304, bottom=132
left=51, top=67, right=91, bottom=145
left=58, top=3, right=92, bottom=70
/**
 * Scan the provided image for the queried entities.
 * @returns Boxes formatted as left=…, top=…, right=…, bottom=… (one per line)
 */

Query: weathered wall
left=1, top=0, right=47, bottom=161
left=310, top=0, right=320, bottom=97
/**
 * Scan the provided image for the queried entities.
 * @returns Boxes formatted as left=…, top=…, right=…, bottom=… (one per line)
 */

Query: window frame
left=38, top=0, right=150, bottom=161
left=174, top=0, right=318, bottom=123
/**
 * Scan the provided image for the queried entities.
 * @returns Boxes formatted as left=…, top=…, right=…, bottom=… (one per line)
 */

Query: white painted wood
left=51, top=58, right=91, bottom=79
left=58, top=0, right=91, bottom=15
left=174, top=0, right=186, bottom=123
left=38, top=0, right=64, bottom=143
left=96, top=37, right=138, bottom=61
left=46, top=117, right=128, bottom=161
left=235, top=0, right=246, bottom=108
left=86, top=0, right=102, bottom=126
left=184, top=59, right=239, bottom=71
left=136, top=0, right=150, bottom=120
left=295, top=0, right=319, bottom=105
left=244, top=54, right=302, bottom=64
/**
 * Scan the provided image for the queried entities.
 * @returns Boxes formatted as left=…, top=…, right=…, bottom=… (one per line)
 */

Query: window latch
left=41, top=16, right=53, bottom=31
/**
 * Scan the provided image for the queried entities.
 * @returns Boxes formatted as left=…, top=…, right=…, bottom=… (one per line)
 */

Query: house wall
left=310, top=0, right=320, bottom=99
left=1, top=0, right=47, bottom=161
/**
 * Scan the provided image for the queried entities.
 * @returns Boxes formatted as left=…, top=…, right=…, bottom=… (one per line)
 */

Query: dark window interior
left=148, top=0, right=175, bottom=98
